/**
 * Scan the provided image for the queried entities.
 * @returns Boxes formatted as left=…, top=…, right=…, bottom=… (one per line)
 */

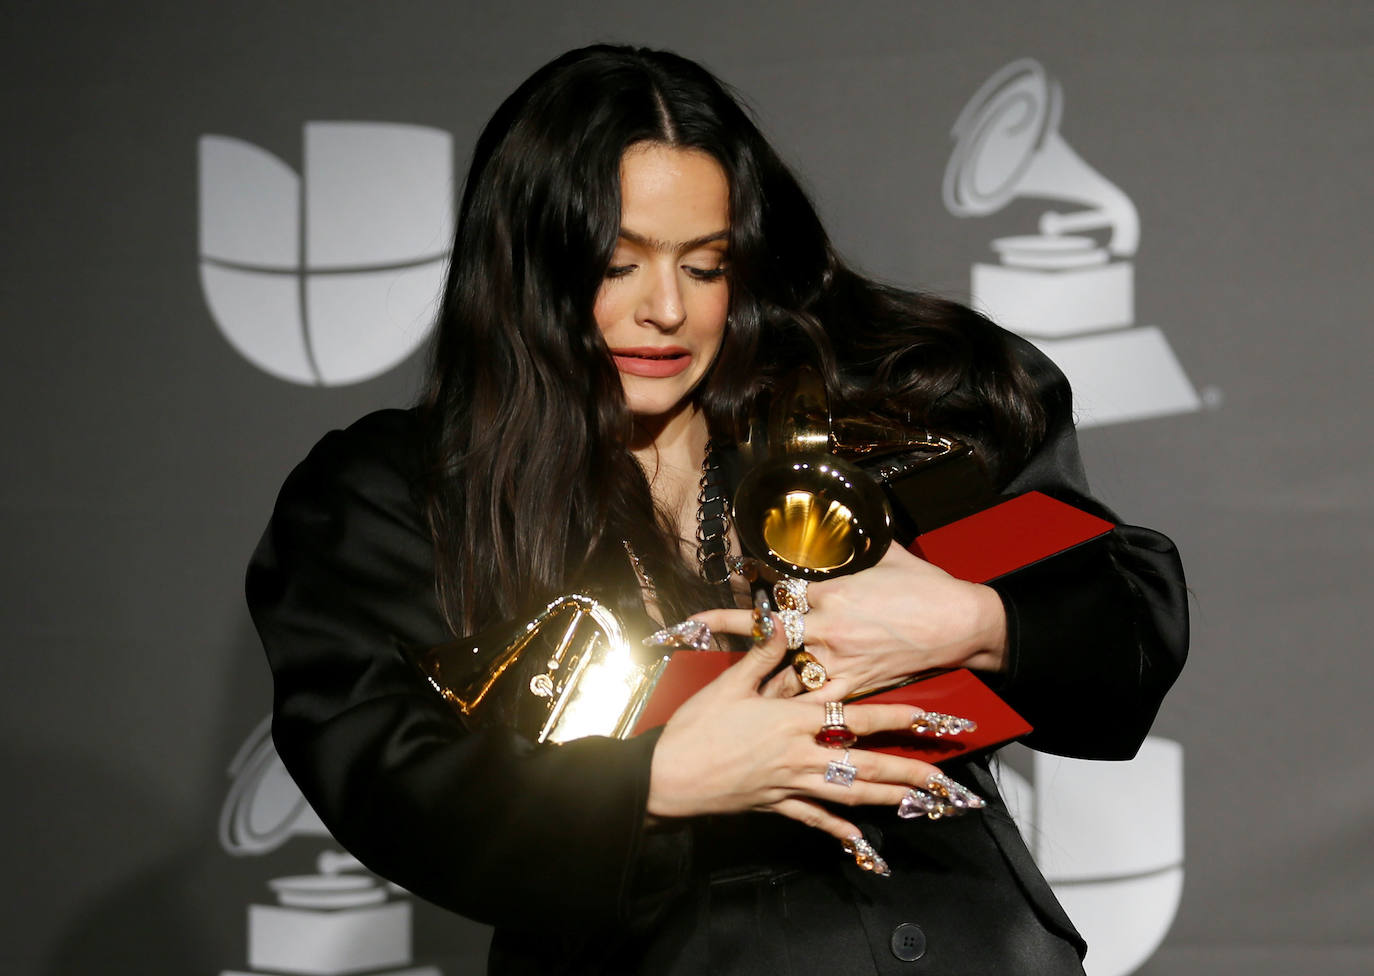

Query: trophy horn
left=733, top=452, right=893, bottom=581
left=733, top=366, right=993, bottom=581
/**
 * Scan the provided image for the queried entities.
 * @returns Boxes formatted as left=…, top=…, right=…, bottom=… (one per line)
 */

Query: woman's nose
left=636, top=265, right=686, bottom=331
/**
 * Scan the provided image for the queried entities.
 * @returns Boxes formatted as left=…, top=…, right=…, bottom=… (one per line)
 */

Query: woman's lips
left=611, top=346, right=691, bottom=377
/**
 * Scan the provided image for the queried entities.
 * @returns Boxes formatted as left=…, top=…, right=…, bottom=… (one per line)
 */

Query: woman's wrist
left=958, top=583, right=1009, bottom=673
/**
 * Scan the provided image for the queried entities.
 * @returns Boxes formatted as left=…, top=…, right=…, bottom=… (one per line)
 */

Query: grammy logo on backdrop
left=943, top=58, right=1190, bottom=976
left=944, top=58, right=1201, bottom=428
left=198, top=122, right=453, bottom=387
left=218, top=717, right=440, bottom=976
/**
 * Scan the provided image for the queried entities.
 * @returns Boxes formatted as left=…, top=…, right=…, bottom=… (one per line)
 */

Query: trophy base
left=973, top=260, right=1133, bottom=338
left=245, top=901, right=412, bottom=975
left=1031, top=326, right=1201, bottom=429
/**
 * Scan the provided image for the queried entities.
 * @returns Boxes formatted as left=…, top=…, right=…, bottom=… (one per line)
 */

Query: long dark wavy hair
left=419, top=44, right=1045, bottom=636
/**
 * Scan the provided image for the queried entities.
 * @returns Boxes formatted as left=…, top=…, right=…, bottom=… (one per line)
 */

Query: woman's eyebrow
left=618, top=229, right=729, bottom=252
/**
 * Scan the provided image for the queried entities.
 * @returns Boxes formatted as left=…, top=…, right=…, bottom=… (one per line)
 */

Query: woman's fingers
left=759, top=663, right=805, bottom=698
left=690, top=608, right=846, bottom=699
left=771, top=797, right=862, bottom=846
left=690, top=608, right=789, bottom=687
left=770, top=753, right=983, bottom=874
left=771, top=745, right=983, bottom=832
left=803, top=743, right=935, bottom=797
left=845, top=702, right=956, bottom=736
left=650, top=656, right=985, bottom=823
left=688, top=608, right=754, bottom=635
left=785, top=698, right=939, bottom=738
left=830, top=748, right=940, bottom=791
left=803, top=747, right=986, bottom=814
left=793, top=670, right=858, bottom=702
left=817, top=778, right=916, bottom=808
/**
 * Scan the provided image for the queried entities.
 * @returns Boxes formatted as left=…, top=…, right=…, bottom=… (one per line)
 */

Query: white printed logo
left=944, top=59, right=1201, bottom=428
left=1000, top=737, right=1184, bottom=976
left=199, top=122, right=453, bottom=386
left=218, top=717, right=441, bottom=976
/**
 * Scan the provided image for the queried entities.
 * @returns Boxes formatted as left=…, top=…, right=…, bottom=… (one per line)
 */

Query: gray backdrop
left=4, top=1, right=1371, bottom=974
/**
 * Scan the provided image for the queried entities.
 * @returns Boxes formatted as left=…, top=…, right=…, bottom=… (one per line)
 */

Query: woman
left=248, top=45, right=1188, bottom=974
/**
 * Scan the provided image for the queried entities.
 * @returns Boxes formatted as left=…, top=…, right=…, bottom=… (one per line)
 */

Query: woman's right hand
left=646, top=610, right=956, bottom=845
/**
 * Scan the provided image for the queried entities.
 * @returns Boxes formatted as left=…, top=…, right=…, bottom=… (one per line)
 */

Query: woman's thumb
left=730, top=607, right=790, bottom=685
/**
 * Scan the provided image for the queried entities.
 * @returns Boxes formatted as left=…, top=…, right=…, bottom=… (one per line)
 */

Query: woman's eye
left=686, top=265, right=728, bottom=281
left=604, top=265, right=635, bottom=279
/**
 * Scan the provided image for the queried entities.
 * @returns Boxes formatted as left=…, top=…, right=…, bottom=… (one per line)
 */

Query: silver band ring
left=779, top=608, right=805, bottom=650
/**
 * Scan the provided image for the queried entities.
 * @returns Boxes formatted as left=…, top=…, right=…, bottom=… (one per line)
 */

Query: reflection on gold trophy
left=731, top=365, right=992, bottom=573
left=219, top=717, right=440, bottom=976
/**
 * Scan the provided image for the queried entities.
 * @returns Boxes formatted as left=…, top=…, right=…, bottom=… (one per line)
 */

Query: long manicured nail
left=842, top=835, right=891, bottom=877
left=909, top=706, right=977, bottom=737
left=928, top=772, right=985, bottom=809
left=897, top=773, right=985, bottom=820
left=643, top=619, right=712, bottom=651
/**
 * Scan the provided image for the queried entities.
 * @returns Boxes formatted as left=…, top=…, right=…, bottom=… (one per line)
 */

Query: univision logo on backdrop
left=198, top=122, right=453, bottom=386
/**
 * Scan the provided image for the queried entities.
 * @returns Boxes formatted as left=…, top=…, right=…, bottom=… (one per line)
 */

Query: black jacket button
left=889, top=922, right=926, bottom=962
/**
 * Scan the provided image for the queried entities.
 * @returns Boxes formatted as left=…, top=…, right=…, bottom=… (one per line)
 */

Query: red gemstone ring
left=815, top=701, right=857, bottom=748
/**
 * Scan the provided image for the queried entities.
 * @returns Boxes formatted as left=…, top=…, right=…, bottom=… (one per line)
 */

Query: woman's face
left=594, top=143, right=730, bottom=425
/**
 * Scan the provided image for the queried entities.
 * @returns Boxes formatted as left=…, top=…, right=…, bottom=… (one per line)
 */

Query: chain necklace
left=624, top=439, right=735, bottom=593
left=695, top=439, right=733, bottom=585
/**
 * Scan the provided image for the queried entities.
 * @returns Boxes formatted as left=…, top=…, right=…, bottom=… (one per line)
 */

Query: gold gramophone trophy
left=412, top=367, right=993, bottom=744
left=730, top=366, right=993, bottom=580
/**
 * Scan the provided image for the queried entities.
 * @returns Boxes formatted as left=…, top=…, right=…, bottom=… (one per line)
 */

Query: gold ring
left=774, top=577, right=811, bottom=614
left=792, top=650, right=828, bottom=690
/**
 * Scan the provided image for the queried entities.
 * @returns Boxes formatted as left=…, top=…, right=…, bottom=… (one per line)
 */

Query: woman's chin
left=622, top=381, right=684, bottom=415
left=625, top=395, right=702, bottom=435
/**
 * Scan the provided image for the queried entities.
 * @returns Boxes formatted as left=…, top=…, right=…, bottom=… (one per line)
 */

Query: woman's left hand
left=755, top=544, right=1008, bottom=699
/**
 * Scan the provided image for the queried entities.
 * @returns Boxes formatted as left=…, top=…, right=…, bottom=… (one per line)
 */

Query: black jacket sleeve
left=246, top=410, right=690, bottom=930
left=982, top=335, right=1190, bottom=759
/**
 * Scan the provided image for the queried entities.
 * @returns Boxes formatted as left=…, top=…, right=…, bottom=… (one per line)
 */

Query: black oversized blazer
left=247, top=337, right=1188, bottom=974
